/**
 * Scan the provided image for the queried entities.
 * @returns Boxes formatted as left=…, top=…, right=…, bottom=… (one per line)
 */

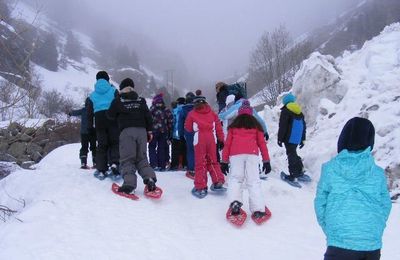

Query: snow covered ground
left=0, top=144, right=399, bottom=260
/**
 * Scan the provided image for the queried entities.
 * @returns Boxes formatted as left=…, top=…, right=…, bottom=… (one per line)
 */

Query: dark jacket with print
left=278, top=102, right=306, bottom=145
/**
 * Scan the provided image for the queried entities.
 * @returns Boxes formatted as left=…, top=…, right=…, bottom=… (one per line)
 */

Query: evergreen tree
left=33, top=33, right=59, bottom=71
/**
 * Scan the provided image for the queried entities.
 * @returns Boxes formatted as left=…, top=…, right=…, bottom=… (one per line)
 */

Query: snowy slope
left=0, top=144, right=399, bottom=260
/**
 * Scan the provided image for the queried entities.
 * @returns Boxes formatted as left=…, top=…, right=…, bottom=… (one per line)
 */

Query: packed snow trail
left=0, top=144, right=399, bottom=260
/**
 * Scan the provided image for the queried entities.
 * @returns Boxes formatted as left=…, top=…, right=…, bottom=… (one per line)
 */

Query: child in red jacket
left=185, top=96, right=225, bottom=198
left=221, top=100, right=271, bottom=219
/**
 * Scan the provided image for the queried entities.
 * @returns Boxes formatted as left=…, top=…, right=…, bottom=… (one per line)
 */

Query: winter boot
left=252, top=211, right=266, bottom=219
left=80, top=157, right=89, bottom=169
left=80, top=163, right=89, bottom=169
left=229, top=200, right=243, bottom=216
left=110, top=163, right=120, bottom=176
left=118, top=184, right=135, bottom=194
left=145, top=178, right=157, bottom=192
left=210, top=182, right=227, bottom=192
left=191, top=187, right=208, bottom=199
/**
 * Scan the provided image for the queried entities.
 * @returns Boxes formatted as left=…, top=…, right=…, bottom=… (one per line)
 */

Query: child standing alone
left=221, top=101, right=272, bottom=220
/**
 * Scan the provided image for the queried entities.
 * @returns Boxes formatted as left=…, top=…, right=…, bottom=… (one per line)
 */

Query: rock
left=19, top=133, right=33, bottom=142
left=35, top=138, right=50, bottom=147
left=8, top=142, right=27, bottom=158
left=43, top=119, right=56, bottom=128
left=0, top=153, right=17, bottom=162
left=8, top=122, right=23, bottom=136
left=35, top=127, right=48, bottom=136
left=320, top=107, right=328, bottom=116
left=0, top=128, right=9, bottom=137
left=27, top=143, right=43, bottom=155
left=24, top=127, right=36, bottom=136
left=30, top=152, right=43, bottom=163
left=0, top=142, right=9, bottom=152
left=21, top=161, right=35, bottom=169
left=328, top=113, right=336, bottom=119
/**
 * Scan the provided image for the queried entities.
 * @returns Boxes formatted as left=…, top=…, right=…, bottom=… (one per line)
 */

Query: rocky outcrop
left=0, top=120, right=80, bottom=169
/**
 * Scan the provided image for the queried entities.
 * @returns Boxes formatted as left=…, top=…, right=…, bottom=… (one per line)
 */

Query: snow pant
left=119, top=127, right=156, bottom=189
left=171, top=138, right=187, bottom=169
left=79, top=132, right=97, bottom=165
left=229, top=154, right=264, bottom=213
left=96, top=124, right=119, bottom=172
left=284, top=143, right=303, bottom=178
left=193, top=132, right=225, bottom=190
left=148, top=132, right=168, bottom=169
left=184, top=130, right=195, bottom=171
left=324, top=246, right=381, bottom=260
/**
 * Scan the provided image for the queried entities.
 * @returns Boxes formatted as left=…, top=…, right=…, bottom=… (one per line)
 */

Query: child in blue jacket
left=314, top=117, right=391, bottom=260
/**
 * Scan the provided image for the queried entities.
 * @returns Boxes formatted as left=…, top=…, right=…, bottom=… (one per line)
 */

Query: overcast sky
left=42, top=0, right=361, bottom=86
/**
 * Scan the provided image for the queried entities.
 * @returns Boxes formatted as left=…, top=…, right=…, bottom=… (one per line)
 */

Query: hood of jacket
left=332, top=147, right=374, bottom=183
left=194, top=104, right=211, bottom=114
left=94, top=79, right=113, bottom=94
left=286, top=102, right=302, bottom=115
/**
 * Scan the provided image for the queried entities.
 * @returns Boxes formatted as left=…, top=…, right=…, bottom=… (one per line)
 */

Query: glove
left=217, top=141, right=224, bottom=151
left=220, top=162, right=229, bottom=176
left=277, top=140, right=283, bottom=147
left=262, top=162, right=271, bottom=174
left=299, top=141, right=305, bottom=149
left=264, top=132, right=269, bottom=141
left=147, top=132, right=153, bottom=143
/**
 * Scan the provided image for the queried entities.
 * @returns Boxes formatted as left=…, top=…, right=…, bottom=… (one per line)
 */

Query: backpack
left=227, top=82, right=247, bottom=99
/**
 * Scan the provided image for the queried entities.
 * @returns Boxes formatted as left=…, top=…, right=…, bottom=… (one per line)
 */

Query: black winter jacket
left=86, top=89, right=119, bottom=130
left=107, top=90, right=153, bottom=132
left=278, top=104, right=306, bottom=145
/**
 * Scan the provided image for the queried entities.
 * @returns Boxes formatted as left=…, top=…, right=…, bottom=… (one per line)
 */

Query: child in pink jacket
left=221, top=101, right=271, bottom=219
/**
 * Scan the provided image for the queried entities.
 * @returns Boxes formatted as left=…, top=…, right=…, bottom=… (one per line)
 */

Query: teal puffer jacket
left=314, top=148, right=391, bottom=251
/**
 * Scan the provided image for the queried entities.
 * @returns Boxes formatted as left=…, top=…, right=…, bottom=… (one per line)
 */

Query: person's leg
left=184, top=131, right=195, bottom=172
left=80, top=133, right=89, bottom=165
left=148, top=132, right=159, bottom=168
left=89, top=131, right=97, bottom=165
left=95, top=128, right=108, bottom=172
left=285, top=143, right=303, bottom=179
left=157, top=132, right=168, bottom=170
left=108, top=123, right=120, bottom=166
left=119, top=128, right=137, bottom=190
left=194, top=133, right=208, bottom=190
left=324, top=246, right=367, bottom=260
left=228, top=155, right=246, bottom=204
left=206, top=136, right=225, bottom=184
left=135, top=128, right=157, bottom=183
left=245, top=155, right=265, bottom=213
left=170, top=139, right=180, bottom=169
left=365, top=249, right=381, bottom=260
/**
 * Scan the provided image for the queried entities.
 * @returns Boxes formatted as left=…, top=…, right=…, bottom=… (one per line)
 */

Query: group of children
left=69, top=73, right=391, bottom=259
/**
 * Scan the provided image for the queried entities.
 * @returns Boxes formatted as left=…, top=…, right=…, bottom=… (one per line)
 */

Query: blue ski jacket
left=89, top=79, right=116, bottom=113
left=172, top=105, right=184, bottom=140
left=314, top=148, right=391, bottom=251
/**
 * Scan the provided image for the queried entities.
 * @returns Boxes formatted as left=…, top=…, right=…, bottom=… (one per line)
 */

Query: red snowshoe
left=144, top=185, right=163, bottom=199
left=186, top=171, right=195, bottom=180
left=251, top=207, right=272, bottom=225
left=226, top=207, right=247, bottom=227
left=111, top=183, right=139, bottom=201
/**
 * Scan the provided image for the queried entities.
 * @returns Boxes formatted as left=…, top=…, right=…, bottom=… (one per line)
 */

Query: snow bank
left=264, top=23, right=400, bottom=189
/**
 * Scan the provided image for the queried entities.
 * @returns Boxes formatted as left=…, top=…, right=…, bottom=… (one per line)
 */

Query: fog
left=39, top=0, right=361, bottom=88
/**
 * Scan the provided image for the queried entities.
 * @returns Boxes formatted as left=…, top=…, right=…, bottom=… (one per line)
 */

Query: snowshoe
left=210, top=182, right=227, bottom=193
left=186, top=171, right=195, bottom=180
left=251, top=207, right=272, bottom=225
left=144, top=185, right=163, bottom=199
left=94, top=170, right=108, bottom=181
left=226, top=201, right=247, bottom=227
left=259, top=173, right=268, bottom=180
left=111, top=183, right=139, bottom=201
left=297, top=174, right=312, bottom=183
left=191, top=187, right=208, bottom=199
left=280, top=172, right=302, bottom=188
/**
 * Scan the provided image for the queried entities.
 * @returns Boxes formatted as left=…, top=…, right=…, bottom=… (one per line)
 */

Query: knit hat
left=119, top=78, right=134, bottom=90
left=337, top=117, right=375, bottom=153
left=152, top=93, right=164, bottom=105
left=193, top=95, right=207, bottom=104
left=176, top=97, right=186, bottom=105
left=195, top=89, right=202, bottom=96
left=96, top=71, right=110, bottom=82
left=238, top=100, right=253, bottom=116
left=283, top=93, right=296, bottom=105
left=185, top=92, right=195, bottom=103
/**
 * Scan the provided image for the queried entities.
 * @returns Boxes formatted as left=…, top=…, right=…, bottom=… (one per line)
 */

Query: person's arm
left=106, top=99, right=118, bottom=120
left=302, top=117, right=307, bottom=142
left=69, top=108, right=83, bottom=117
left=314, top=164, right=330, bottom=234
left=184, top=112, right=194, bottom=133
left=378, top=168, right=392, bottom=222
left=219, top=101, right=241, bottom=121
left=253, top=110, right=268, bottom=135
left=221, top=129, right=233, bottom=163
left=256, top=130, right=270, bottom=162
left=278, top=108, right=289, bottom=143
left=86, top=98, right=94, bottom=129
left=142, top=99, right=153, bottom=133
left=214, top=113, right=224, bottom=142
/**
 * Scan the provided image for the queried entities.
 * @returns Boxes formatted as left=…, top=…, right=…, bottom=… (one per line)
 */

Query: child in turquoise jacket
left=314, top=117, right=391, bottom=260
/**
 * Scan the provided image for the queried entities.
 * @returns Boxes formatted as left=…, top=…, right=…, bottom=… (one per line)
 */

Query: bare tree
left=248, top=25, right=312, bottom=105
left=21, top=67, right=42, bottom=118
